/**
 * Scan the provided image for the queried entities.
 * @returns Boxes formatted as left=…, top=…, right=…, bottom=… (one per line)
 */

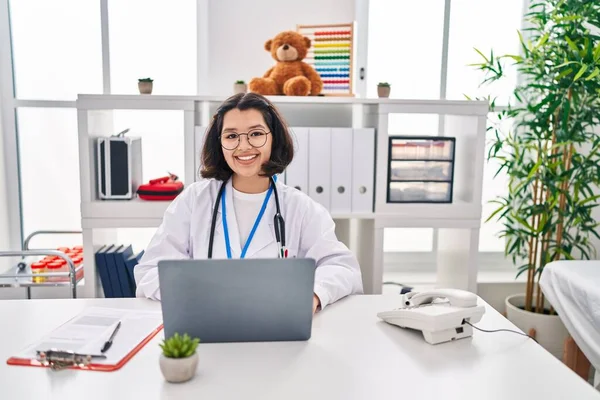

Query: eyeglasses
left=220, top=129, right=270, bottom=150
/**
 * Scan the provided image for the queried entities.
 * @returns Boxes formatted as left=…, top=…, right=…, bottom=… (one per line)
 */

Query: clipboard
left=6, top=307, right=164, bottom=372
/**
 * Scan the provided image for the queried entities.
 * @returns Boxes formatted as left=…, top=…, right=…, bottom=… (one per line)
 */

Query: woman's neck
left=232, top=174, right=270, bottom=194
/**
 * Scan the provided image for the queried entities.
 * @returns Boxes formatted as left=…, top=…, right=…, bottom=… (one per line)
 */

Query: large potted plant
left=473, top=0, right=600, bottom=359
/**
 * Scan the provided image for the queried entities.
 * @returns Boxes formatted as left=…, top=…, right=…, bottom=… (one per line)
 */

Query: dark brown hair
left=199, top=92, right=294, bottom=181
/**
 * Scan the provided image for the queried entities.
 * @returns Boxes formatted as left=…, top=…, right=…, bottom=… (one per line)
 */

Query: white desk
left=1, top=295, right=599, bottom=400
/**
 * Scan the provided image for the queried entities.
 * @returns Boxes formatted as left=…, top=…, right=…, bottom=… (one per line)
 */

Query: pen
left=101, top=321, right=121, bottom=353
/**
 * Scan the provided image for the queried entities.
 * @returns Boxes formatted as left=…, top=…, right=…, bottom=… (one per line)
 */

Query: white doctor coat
left=134, top=178, right=364, bottom=309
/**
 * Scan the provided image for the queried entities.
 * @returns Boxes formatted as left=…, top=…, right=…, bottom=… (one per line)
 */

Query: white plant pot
left=159, top=352, right=199, bottom=383
left=234, top=83, right=247, bottom=94
left=505, top=293, right=570, bottom=360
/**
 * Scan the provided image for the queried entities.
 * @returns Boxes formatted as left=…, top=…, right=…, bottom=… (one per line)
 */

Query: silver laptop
left=157, top=258, right=316, bottom=343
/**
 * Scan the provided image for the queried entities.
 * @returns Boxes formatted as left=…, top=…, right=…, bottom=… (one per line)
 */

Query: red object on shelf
left=137, top=173, right=184, bottom=201
left=31, top=262, right=45, bottom=270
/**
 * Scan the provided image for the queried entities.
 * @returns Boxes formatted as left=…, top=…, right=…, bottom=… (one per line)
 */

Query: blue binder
left=125, top=250, right=145, bottom=295
left=95, top=245, right=114, bottom=298
left=114, top=245, right=134, bottom=297
left=105, top=245, right=124, bottom=297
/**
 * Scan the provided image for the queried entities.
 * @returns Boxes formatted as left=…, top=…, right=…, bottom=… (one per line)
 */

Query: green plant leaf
left=474, top=47, right=489, bottom=63
left=585, top=67, right=600, bottom=81
left=517, top=29, right=529, bottom=57
left=485, top=203, right=507, bottom=223
left=594, top=43, right=600, bottom=61
left=554, top=60, right=579, bottom=69
left=556, top=67, right=574, bottom=80
left=565, top=36, right=579, bottom=53
left=573, top=64, right=588, bottom=81
left=515, top=263, right=531, bottom=279
left=535, top=32, right=550, bottom=49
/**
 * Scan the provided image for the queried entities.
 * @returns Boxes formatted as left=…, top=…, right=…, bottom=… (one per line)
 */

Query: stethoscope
left=207, top=176, right=286, bottom=259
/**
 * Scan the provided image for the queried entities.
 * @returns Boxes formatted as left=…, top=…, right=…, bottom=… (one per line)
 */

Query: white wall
left=206, top=0, right=355, bottom=96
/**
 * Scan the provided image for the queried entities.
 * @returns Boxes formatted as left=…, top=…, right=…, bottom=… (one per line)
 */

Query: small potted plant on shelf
left=138, top=77, right=154, bottom=94
left=377, top=82, right=391, bottom=98
left=159, top=332, right=200, bottom=383
left=234, top=80, right=247, bottom=94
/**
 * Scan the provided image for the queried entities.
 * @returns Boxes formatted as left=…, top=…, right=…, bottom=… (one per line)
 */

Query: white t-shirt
left=232, top=187, right=269, bottom=249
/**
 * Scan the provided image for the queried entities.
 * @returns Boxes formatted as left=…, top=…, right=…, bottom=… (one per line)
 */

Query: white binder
left=330, top=128, right=353, bottom=214
left=352, top=128, right=375, bottom=213
left=308, top=128, right=332, bottom=210
left=286, top=127, right=309, bottom=193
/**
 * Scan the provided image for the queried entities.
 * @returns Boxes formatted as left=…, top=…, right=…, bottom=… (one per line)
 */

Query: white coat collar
left=216, top=178, right=277, bottom=259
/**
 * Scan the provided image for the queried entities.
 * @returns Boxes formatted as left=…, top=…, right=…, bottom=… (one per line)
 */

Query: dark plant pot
left=377, top=86, right=390, bottom=98
left=138, top=82, right=153, bottom=94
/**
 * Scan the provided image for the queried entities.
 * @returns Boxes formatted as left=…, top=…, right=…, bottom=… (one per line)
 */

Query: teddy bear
left=249, top=31, right=323, bottom=96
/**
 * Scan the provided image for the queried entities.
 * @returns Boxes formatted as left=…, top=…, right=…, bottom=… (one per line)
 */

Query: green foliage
left=473, top=0, right=600, bottom=312
left=138, top=77, right=153, bottom=82
left=159, top=333, right=200, bottom=358
left=235, top=80, right=246, bottom=84
left=378, top=82, right=390, bottom=86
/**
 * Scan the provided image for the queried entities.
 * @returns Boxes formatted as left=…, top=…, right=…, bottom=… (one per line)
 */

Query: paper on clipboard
left=9, top=307, right=163, bottom=370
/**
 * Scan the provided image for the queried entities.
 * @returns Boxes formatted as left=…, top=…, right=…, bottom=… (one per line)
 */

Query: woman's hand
left=313, top=294, right=321, bottom=314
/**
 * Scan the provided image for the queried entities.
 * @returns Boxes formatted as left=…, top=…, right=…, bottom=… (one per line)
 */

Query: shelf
left=81, top=199, right=376, bottom=229
left=331, top=213, right=375, bottom=219
left=0, top=264, right=85, bottom=288
left=76, top=94, right=488, bottom=297
left=81, top=199, right=171, bottom=221
left=389, top=179, right=452, bottom=183
left=390, top=158, right=453, bottom=162
left=77, top=94, right=490, bottom=109
left=82, top=200, right=479, bottom=225
left=375, top=200, right=481, bottom=226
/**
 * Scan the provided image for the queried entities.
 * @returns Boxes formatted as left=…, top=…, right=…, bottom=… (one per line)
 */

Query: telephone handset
left=377, top=288, right=485, bottom=345
left=402, top=288, right=478, bottom=308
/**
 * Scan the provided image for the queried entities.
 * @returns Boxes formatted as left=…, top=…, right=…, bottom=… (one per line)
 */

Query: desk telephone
left=377, top=288, right=485, bottom=345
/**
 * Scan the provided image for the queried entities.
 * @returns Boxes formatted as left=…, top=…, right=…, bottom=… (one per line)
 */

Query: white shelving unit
left=76, top=94, right=488, bottom=298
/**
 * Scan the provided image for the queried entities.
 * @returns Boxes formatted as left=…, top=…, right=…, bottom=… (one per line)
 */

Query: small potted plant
left=234, top=80, right=247, bottom=94
left=138, top=78, right=154, bottom=94
left=159, top=332, right=200, bottom=383
left=377, top=82, right=391, bottom=98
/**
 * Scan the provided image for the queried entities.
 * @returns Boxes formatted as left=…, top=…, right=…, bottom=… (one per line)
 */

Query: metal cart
left=0, top=230, right=84, bottom=299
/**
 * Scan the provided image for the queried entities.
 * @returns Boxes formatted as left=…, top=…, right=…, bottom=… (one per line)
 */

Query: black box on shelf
left=96, top=136, right=143, bottom=200
left=386, top=136, right=456, bottom=204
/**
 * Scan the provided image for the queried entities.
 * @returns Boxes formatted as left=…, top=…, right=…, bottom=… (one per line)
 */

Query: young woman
left=134, top=92, right=363, bottom=313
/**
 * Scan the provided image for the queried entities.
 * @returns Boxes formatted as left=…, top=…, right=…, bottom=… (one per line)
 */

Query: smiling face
left=221, top=108, right=272, bottom=180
